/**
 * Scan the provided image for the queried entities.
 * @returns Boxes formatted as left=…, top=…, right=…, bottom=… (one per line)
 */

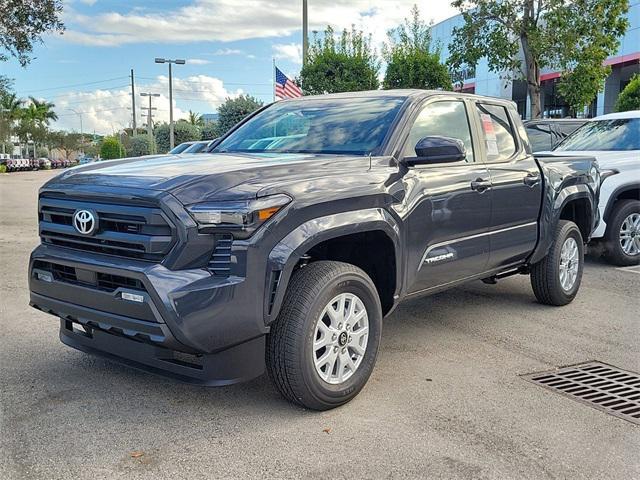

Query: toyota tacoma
left=29, top=90, right=600, bottom=410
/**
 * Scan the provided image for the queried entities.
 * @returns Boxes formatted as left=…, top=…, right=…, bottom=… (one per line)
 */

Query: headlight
left=187, top=194, right=292, bottom=238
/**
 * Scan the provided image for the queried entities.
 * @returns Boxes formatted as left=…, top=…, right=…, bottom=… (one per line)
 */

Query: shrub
left=615, top=74, right=640, bottom=112
left=0, top=164, right=6, bottom=174
left=100, top=136, right=125, bottom=160
left=154, top=122, right=201, bottom=154
left=128, top=136, right=153, bottom=157
left=36, top=146, right=49, bottom=158
left=216, top=95, right=263, bottom=136
left=201, top=122, right=221, bottom=140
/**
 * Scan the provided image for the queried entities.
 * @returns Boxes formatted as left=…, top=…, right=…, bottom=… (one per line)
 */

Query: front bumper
left=29, top=243, right=268, bottom=385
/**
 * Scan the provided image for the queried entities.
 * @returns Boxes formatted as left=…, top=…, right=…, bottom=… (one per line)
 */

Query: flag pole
left=272, top=58, right=276, bottom=103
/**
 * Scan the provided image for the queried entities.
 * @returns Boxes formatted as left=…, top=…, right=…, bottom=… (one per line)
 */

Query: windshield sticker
left=486, top=140, right=499, bottom=156
left=481, top=113, right=499, bottom=155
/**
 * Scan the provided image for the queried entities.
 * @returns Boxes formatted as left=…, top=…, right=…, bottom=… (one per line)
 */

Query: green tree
left=48, top=130, right=82, bottom=159
left=383, top=5, right=452, bottom=90
left=448, top=0, right=629, bottom=118
left=154, top=122, right=201, bottom=153
left=186, top=110, right=204, bottom=127
left=1, top=1, right=65, bottom=66
left=128, top=135, right=152, bottom=157
left=100, top=136, right=125, bottom=160
left=299, top=25, right=380, bottom=95
left=216, top=95, right=263, bottom=136
left=201, top=121, right=220, bottom=140
left=615, top=74, right=640, bottom=112
left=0, top=92, right=23, bottom=149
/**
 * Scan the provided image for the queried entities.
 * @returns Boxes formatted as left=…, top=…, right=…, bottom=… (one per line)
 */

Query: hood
left=543, top=150, right=639, bottom=168
left=46, top=152, right=371, bottom=204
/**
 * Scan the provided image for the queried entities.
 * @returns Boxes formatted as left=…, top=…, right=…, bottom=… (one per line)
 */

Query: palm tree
left=29, top=97, right=58, bottom=126
left=0, top=93, right=23, bottom=153
left=187, top=110, right=204, bottom=127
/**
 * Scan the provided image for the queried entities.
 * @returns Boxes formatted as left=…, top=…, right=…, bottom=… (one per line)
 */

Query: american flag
left=275, top=66, right=303, bottom=100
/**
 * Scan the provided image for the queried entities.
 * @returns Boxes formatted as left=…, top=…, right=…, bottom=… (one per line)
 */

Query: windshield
left=169, top=143, right=192, bottom=154
left=555, top=118, right=640, bottom=151
left=212, top=96, right=406, bottom=156
left=183, top=142, right=209, bottom=153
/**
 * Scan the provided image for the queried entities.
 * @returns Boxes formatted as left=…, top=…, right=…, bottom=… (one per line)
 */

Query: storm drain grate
left=522, top=361, right=640, bottom=425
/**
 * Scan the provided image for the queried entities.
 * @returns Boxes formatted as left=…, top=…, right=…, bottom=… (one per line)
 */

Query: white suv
left=554, top=110, right=640, bottom=265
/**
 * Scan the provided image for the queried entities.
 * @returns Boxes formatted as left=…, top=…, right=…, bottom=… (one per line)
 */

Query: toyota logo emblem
left=73, top=209, right=97, bottom=235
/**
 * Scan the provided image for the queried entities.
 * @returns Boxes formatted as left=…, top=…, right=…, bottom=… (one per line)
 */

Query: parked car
left=29, top=158, right=40, bottom=171
left=524, top=118, right=588, bottom=152
left=552, top=110, right=640, bottom=265
left=168, top=141, right=196, bottom=154
left=16, top=158, right=30, bottom=171
left=78, top=156, right=96, bottom=165
left=38, top=158, right=51, bottom=170
left=180, top=140, right=216, bottom=154
left=29, top=90, right=599, bottom=410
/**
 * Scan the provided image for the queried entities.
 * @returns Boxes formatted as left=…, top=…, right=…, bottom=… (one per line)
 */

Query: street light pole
left=67, top=108, right=84, bottom=155
left=302, top=0, right=308, bottom=66
left=154, top=57, right=185, bottom=149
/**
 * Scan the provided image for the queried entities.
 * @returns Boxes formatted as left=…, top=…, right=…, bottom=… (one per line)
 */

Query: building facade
left=431, top=1, right=640, bottom=119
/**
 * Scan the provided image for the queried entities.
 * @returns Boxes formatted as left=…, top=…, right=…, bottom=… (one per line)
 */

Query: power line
left=18, top=76, right=131, bottom=93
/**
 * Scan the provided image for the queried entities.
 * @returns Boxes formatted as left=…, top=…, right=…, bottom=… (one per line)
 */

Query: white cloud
left=52, top=75, right=242, bottom=135
left=187, top=58, right=211, bottom=65
left=212, top=48, right=244, bottom=56
left=273, top=43, right=302, bottom=65
left=62, top=0, right=459, bottom=47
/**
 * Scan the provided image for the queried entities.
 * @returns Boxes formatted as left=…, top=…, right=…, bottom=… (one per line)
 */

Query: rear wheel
left=604, top=200, right=640, bottom=266
left=531, top=220, right=584, bottom=306
left=266, top=261, right=382, bottom=410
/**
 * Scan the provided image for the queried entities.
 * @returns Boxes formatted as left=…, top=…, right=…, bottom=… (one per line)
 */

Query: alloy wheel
left=620, top=213, right=640, bottom=257
left=312, top=293, right=369, bottom=385
left=559, top=237, right=579, bottom=291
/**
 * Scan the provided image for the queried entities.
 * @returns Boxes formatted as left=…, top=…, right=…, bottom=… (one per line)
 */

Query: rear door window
left=476, top=104, right=517, bottom=161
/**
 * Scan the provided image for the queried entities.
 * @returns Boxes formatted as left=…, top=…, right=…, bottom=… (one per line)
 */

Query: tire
left=266, top=261, right=382, bottom=410
left=604, top=200, right=640, bottom=266
left=530, top=220, right=584, bottom=306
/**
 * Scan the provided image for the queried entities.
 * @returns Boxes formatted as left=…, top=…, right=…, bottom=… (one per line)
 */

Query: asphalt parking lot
left=1, top=170, right=639, bottom=480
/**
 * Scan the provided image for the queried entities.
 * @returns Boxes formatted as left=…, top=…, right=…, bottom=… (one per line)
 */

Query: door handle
left=523, top=173, right=540, bottom=187
left=470, top=178, right=492, bottom=193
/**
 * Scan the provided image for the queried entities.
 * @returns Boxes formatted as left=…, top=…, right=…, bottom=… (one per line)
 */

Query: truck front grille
left=34, top=261, right=146, bottom=292
left=39, top=196, right=175, bottom=262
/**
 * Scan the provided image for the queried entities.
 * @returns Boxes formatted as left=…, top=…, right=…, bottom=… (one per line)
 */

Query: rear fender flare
left=264, top=208, right=401, bottom=324
left=530, top=184, right=596, bottom=264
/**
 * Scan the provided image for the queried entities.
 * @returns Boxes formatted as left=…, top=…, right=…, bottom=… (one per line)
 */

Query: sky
left=3, top=0, right=460, bottom=135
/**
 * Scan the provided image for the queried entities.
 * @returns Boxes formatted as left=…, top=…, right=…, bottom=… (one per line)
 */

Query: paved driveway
left=1, top=171, right=638, bottom=479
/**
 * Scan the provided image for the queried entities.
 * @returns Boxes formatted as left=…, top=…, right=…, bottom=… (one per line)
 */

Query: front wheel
left=530, top=220, right=584, bottom=306
left=266, top=261, right=382, bottom=410
left=604, top=200, right=640, bottom=266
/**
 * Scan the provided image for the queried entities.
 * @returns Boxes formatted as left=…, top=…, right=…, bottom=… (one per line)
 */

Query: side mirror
left=404, top=136, right=466, bottom=166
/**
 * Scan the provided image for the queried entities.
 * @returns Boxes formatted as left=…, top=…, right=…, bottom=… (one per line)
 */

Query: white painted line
left=616, top=265, right=640, bottom=274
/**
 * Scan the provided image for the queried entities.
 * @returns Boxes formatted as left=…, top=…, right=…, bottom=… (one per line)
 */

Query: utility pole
left=154, top=57, right=185, bottom=149
left=130, top=69, right=137, bottom=134
left=140, top=92, right=159, bottom=153
left=67, top=108, right=84, bottom=155
left=302, top=0, right=309, bottom=66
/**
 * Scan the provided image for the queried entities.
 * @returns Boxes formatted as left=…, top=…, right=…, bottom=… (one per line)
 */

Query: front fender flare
left=264, top=208, right=401, bottom=324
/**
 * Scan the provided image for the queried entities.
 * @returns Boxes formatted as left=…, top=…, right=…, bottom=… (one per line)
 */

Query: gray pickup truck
left=29, top=90, right=599, bottom=410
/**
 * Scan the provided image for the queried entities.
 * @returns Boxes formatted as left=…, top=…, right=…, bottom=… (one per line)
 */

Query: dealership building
left=431, top=1, right=640, bottom=119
